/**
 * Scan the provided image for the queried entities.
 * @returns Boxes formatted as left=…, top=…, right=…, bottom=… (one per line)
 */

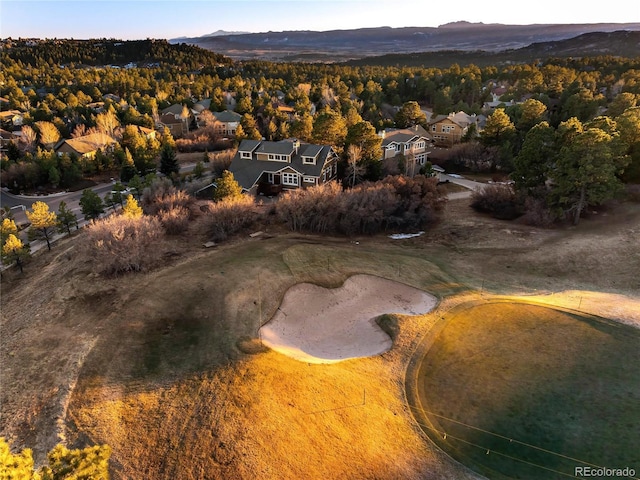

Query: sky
left=1, top=0, right=639, bottom=40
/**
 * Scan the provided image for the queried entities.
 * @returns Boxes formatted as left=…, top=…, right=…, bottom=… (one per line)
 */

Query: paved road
left=1, top=182, right=117, bottom=227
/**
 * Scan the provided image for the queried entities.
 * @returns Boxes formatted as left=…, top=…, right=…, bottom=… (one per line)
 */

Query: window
left=240, top=151, right=252, bottom=159
left=282, top=172, right=299, bottom=186
left=431, top=125, right=436, bottom=132
left=303, top=176, right=316, bottom=183
left=302, top=156, right=315, bottom=165
left=267, top=173, right=274, bottom=183
left=395, top=143, right=401, bottom=151
left=416, top=141, right=425, bottom=149
left=442, top=125, right=455, bottom=133
left=416, top=154, right=426, bottom=165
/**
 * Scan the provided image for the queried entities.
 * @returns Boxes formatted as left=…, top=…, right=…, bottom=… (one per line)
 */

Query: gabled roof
left=430, top=112, right=477, bottom=128
left=56, top=133, right=116, bottom=155
left=195, top=98, right=212, bottom=109
left=0, top=110, right=23, bottom=120
left=381, top=125, right=432, bottom=147
left=161, top=104, right=188, bottom=116
left=237, top=139, right=261, bottom=153
left=230, top=140, right=336, bottom=190
left=300, top=144, right=323, bottom=158
left=212, top=110, right=242, bottom=123
left=255, top=140, right=295, bottom=156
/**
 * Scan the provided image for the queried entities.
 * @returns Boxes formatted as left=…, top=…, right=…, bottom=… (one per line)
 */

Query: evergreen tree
left=56, top=201, right=78, bottom=235
left=214, top=170, right=243, bottom=201
left=159, top=144, right=179, bottom=177
left=1, top=218, right=18, bottom=246
left=193, top=161, right=205, bottom=179
left=549, top=119, right=629, bottom=224
left=394, top=101, right=427, bottom=129
left=1, top=234, right=30, bottom=273
left=26, top=201, right=57, bottom=251
left=512, top=121, right=556, bottom=197
left=79, top=189, right=105, bottom=221
left=122, top=194, right=143, bottom=218
left=120, top=148, right=137, bottom=182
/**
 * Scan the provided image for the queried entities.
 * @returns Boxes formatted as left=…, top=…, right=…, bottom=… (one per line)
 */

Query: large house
left=429, top=112, right=483, bottom=146
left=210, top=110, right=242, bottom=137
left=54, top=132, right=117, bottom=159
left=229, top=139, right=338, bottom=195
left=380, top=125, right=433, bottom=168
left=157, top=104, right=194, bottom=137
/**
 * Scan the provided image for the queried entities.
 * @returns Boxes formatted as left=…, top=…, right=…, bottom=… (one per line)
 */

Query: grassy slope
left=1, top=197, right=639, bottom=479
left=415, top=302, right=640, bottom=479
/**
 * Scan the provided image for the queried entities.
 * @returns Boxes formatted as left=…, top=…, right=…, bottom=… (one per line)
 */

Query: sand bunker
left=259, top=274, right=437, bottom=363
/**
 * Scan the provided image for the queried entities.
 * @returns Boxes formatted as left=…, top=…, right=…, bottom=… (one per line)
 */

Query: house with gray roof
left=229, top=139, right=338, bottom=195
left=211, top=110, right=242, bottom=137
left=379, top=125, right=433, bottom=173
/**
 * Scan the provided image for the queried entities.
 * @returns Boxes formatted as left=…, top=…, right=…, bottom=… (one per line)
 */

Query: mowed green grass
left=415, top=302, right=640, bottom=479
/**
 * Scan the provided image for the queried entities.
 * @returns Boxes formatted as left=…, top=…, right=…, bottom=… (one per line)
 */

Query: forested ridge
left=1, top=38, right=231, bottom=69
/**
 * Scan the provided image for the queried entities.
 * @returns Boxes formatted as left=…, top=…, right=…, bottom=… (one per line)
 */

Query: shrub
left=82, top=215, right=164, bottom=275
left=471, top=183, right=523, bottom=220
left=519, top=196, right=556, bottom=227
left=204, top=195, right=259, bottom=242
left=141, top=177, right=192, bottom=216
left=277, top=175, right=446, bottom=235
left=158, top=206, right=191, bottom=235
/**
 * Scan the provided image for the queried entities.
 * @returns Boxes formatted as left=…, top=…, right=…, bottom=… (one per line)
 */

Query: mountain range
left=171, top=22, right=640, bottom=63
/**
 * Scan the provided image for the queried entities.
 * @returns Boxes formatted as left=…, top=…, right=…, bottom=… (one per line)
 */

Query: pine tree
left=1, top=217, right=18, bottom=246
left=214, top=170, right=243, bottom=201
left=26, top=201, right=57, bottom=251
left=79, top=189, right=105, bottom=221
left=1, top=234, right=30, bottom=273
left=120, top=148, right=137, bottom=182
left=122, top=194, right=143, bottom=218
left=56, top=201, right=78, bottom=235
left=159, top=144, right=179, bottom=177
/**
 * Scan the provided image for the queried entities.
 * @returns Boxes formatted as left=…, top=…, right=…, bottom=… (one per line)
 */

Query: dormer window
left=302, top=156, right=316, bottom=165
left=240, top=151, right=252, bottom=159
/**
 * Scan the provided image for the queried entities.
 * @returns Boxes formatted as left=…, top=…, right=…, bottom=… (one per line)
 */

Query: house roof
left=230, top=140, right=335, bottom=190
left=0, top=110, right=23, bottom=120
left=300, top=144, right=323, bottom=158
left=430, top=112, right=478, bottom=128
left=195, top=98, right=212, bottom=109
left=237, top=139, right=262, bottom=153
left=161, top=104, right=187, bottom=116
left=255, top=140, right=295, bottom=156
left=212, top=110, right=242, bottom=123
left=56, top=132, right=116, bottom=155
left=381, top=125, right=432, bottom=147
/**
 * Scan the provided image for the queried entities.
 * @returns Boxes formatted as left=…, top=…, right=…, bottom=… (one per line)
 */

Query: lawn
left=412, top=301, right=640, bottom=479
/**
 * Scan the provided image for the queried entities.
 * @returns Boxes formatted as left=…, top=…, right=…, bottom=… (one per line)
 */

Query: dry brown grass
left=1, top=196, right=639, bottom=479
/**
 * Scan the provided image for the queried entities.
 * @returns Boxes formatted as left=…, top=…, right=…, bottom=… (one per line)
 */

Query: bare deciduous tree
left=347, top=144, right=364, bottom=187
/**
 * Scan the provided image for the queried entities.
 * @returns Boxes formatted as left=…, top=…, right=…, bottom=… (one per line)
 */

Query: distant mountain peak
left=203, top=30, right=249, bottom=37
left=438, top=21, right=490, bottom=28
